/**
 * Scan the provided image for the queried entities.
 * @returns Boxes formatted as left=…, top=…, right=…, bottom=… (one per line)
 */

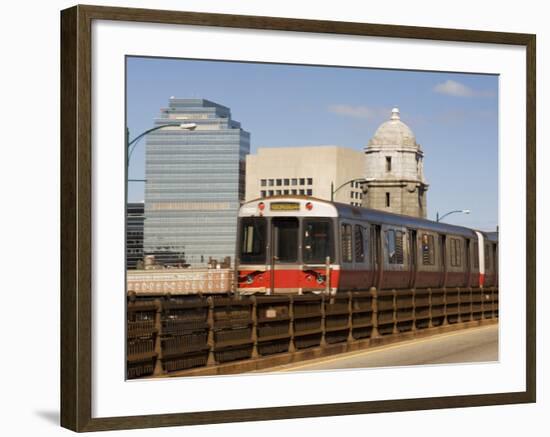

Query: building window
left=421, top=233, right=435, bottom=265
left=291, top=178, right=298, bottom=186
left=307, top=178, right=313, bottom=185
left=386, top=156, right=392, bottom=172
left=341, top=224, right=353, bottom=263
left=386, top=229, right=404, bottom=264
left=450, top=238, right=462, bottom=267
left=276, top=179, right=282, bottom=186
left=260, top=179, right=267, bottom=187
left=291, top=189, right=297, bottom=195
left=306, top=189, right=312, bottom=196
left=299, top=178, right=305, bottom=185
left=268, top=190, right=274, bottom=196
left=268, top=179, right=274, bottom=186
left=283, top=178, right=290, bottom=186
left=350, top=191, right=354, bottom=199
left=260, top=190, right=266, bottom=197
left=283, top=189, right=289, bottom=195
left=386, top=192, right=391, bottom=207
left=276, top=190, right=282, bottom=195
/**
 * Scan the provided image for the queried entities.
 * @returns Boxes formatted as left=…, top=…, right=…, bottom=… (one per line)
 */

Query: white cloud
left=433, top=80, right=493, bottom=98
left=327, top=104, right=388, bottom=119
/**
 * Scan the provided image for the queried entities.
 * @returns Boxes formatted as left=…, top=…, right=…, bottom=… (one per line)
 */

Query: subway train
left=236, top=196, right=498, bottom=295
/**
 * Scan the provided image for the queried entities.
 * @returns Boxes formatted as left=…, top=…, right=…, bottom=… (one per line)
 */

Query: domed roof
left=368, top=108, right=418, bottom=149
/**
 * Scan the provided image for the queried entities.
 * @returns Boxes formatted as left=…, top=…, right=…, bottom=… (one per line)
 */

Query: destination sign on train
left=270, top=202, right=300, bottom=211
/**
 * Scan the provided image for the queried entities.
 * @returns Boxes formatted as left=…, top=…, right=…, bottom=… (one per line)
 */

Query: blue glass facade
left=144, top=98, right=250, bottom=267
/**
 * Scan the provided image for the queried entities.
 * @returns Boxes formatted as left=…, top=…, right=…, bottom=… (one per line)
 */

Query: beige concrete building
left=362, top=108, right=428, bottom=218
left=245, top=146, right=365, bottom=205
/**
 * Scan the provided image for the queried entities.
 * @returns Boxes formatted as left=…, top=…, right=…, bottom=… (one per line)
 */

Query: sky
left=126, top=57, right=498, bottom=231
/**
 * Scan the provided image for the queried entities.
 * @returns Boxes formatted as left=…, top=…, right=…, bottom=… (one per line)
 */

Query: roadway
left=264, top=324, right=498, bottom=373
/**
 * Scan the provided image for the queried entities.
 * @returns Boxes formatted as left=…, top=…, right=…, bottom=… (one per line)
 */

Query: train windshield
left=303, top=219, right=334, bottom=264
left=239, top=217, right=267, bottom=264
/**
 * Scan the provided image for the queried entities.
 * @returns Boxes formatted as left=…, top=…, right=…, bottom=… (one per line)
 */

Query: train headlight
left=306, top=202, right=313, bottom=211
left=258, top=202, right=265, bottom=211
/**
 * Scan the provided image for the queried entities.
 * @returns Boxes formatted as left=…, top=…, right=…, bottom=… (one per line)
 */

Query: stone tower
left=362, top=108, right=428, bottom=218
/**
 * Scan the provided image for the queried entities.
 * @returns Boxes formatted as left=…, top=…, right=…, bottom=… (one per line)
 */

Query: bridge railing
left=126, top=287, right=499, bottom=379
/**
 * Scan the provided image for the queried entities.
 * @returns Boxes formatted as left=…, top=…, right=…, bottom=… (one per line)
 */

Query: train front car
left=236, top=197, right=339, bottom=295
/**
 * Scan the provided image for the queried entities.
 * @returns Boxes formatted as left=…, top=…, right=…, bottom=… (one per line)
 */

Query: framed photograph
left=60, top=4, right=536, bottom=432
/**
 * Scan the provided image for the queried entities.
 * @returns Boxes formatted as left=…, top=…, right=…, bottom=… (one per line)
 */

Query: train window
left=473, top=242, right=479, bottom=268
left=354, top=225, right=365, bottom=262
left=341, top=224, right=353, bottom=263
left=239, top=217, right=266, bottom=264
left=450, top=238, right=462, bottom=267
left=303, top=219, right=334, bottom=264
left=421, top=233, right=435, bottom=265
left=273, top=218, right=299, bottom=263
left=386, top=229, right=404, bottom=264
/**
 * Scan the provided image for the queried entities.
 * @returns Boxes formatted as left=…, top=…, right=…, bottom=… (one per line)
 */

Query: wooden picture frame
left=60, top=4, right=536, bottom=432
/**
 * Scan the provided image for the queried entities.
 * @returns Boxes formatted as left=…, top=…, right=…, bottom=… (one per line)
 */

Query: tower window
left=386, top=156, right=392, bottom=172
left=386, top=192, right=391, bottom=207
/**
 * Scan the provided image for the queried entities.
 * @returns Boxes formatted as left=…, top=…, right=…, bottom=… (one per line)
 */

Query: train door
left=465, top=239, right=472, bottom=287
left=371, top=224, right=382, bottom=289
left=439, top=234, right=447, bottom=288
left=408, top=229, right=417, bottom=289
left=270, top=217, right=300, bottom=293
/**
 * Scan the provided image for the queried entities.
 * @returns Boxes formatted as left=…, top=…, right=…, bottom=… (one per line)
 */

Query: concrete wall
left=245, top=146, right=366, bottom=205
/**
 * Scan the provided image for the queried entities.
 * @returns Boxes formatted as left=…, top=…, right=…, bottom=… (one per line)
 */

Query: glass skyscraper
left=144, top=98, right=250, bottom=267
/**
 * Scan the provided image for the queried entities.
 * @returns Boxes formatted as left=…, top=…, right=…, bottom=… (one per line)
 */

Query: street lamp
left=127, top=122, right=197, bottom=169
left=436, top=209, right=470, bottom=222
left=330, top=177, right=375, bottom=202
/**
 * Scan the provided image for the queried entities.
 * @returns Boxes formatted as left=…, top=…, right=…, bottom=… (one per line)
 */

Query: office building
left=144, top=98, right=250, bottom=267
left=245, top=146, right=365, bottom=205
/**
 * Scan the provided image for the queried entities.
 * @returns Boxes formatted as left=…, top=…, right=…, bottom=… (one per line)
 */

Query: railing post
left=392, top=289, right=398, bottom=335
left=442, top=287, right=448, bottom=326
left=251, top=296, right=259, bottom=359
left=153, top=297, right=163, bottom=376
left=206, top=296, right=216, bottom=366
left=428, top=288, right=433, bottom=328
left=320, top=294, right=327, bottom=347
left=347, top=291, right=354, bottom=343
left=411, top=289, right=417, bottom=332
left=288, top=295, right=296, bottom=353
left=371, top=286, right=380, bottom=338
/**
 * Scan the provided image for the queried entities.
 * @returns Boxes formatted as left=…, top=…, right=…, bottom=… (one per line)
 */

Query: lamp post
left=330, top=177, right=375, bottom=202
left=436, top=209, right=470, bottom=222
left=127, top=122, right=197, bottom=169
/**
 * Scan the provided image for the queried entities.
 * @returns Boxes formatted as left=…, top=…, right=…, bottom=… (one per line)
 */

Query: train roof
left=240, top=196, right=491, bottom=239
